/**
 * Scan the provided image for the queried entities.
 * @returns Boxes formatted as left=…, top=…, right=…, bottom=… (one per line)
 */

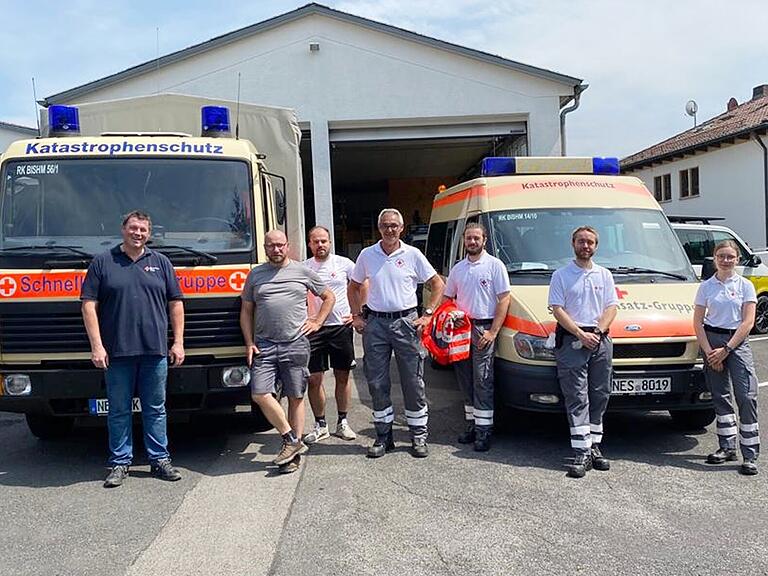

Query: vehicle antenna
left=235, top=72, right=242, bottom=140
left=31, top=77, right=41, bottom=137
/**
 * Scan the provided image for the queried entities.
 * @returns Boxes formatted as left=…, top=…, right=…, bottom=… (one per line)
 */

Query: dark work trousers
left=453, top=319, right=496, bottom=430
left=704, top=330, right=760, bottom=460
left=362, top=312, right=428, bottom=440
left=555, top=333, right=613, bottom=454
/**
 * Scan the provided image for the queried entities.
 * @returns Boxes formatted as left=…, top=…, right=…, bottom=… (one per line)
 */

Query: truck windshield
left=488, top=208, right=695, bottom=283
left=0, top=158, right=253, bottom=253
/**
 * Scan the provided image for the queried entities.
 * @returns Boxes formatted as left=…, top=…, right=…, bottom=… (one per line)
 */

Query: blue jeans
left=105, top=355, right=170, bottom=466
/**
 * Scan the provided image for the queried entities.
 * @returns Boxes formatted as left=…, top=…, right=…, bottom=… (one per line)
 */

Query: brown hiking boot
left=274, top=440, right=308, bottom=466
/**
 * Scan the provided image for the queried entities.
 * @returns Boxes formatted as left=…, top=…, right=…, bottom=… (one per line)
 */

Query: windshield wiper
left=608, top=266, right=688, bottom=281
left=148, top=243, right=218, bottom=264
left=0, top=244, right=93, bottom=258
left=508, top=267, right=553, bottom=275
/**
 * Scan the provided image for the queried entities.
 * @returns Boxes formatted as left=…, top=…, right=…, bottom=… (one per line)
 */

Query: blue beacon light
left=48, top=105, right=80, bottom=136
left=480, top=157, right=516, bottom=177
left=591, top=157, right=620, bottom=175
left=201, top=106, right=231, bottom=137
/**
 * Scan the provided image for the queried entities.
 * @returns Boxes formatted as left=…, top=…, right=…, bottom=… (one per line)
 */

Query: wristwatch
left=724, top=344, right=733, bottom=353
left=424, top=307, right=434, bottom=316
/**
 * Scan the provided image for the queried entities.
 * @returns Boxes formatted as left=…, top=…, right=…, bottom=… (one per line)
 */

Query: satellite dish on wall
left=685, top=100, right=698, bottom=126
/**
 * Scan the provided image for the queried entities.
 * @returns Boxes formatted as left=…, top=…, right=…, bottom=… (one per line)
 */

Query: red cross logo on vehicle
left=0, top=276, right=17, bottom=297
left=616, top=287, right=629, bottom=299
left=228, top=271, right=247, bottom=291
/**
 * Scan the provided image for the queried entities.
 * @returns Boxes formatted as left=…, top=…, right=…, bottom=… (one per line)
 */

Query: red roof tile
left=622, top=91, right=768, bottom=170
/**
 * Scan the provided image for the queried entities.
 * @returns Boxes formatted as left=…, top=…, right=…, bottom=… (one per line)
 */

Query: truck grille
left=0, top=298, right=243, bottom=354
left=613, top=342, right=687, bottom=359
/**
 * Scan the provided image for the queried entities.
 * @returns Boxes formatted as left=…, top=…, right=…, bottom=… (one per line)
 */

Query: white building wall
left=630, top=138, right=766, bottom=248
left=58, top=13, right=575, bottom=233
left=67, top=14, right=570, bottom=153
left=0, top=125, right=36, bottom=154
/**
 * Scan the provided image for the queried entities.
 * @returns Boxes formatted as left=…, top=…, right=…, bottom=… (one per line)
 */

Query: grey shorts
left=250, top=337, right=310, bottom=398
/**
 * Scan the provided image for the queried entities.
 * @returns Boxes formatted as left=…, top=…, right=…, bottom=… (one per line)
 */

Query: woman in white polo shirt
left=693, top=240, right=760, bottom=475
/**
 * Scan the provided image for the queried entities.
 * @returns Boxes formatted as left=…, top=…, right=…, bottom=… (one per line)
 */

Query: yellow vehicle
left=426, top=157, right=714, bottom=429
left=0, top=100, right=297, bottom=438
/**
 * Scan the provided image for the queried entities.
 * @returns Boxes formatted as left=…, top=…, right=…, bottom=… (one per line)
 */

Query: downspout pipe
left=756, top=133, right=768, bottom=247
left=559, top=84, right=588, bottom=156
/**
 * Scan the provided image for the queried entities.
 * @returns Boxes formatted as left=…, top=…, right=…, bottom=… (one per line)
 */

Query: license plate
left=88, top=397, right=142, bottom=416
left=611, top=377, right=671, bottom=395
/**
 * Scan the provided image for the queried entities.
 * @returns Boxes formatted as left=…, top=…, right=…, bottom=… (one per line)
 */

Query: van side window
left=711, top=230, right=748, bottom=266
left=426, top=222, right=448, bottom=273
left=678, top=229, right=710, bottom=266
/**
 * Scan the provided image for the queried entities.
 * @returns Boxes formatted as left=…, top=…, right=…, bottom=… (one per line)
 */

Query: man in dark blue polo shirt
left=81, top=211, right=185, bottom=488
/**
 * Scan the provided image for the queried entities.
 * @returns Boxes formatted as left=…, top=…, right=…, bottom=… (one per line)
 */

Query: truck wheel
left=25, top=414, right=75, bottom=439
left=754, top=294, right=768, bottom=334
left=669, top=408, right=715, bottom=430
left=249, top=401, right=274, bottom=433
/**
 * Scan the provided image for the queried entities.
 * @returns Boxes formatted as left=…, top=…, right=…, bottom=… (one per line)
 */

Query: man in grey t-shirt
left=240, top=230, right=335, bottom=473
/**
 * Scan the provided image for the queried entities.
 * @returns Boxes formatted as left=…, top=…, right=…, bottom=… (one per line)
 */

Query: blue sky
left=1, top=0, right=765, bottom=157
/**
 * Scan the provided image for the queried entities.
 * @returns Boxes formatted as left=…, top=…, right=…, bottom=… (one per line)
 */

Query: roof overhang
left=621, top=122, right=768, bottom=172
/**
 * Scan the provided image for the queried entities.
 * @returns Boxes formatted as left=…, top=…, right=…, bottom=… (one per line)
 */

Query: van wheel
left=753, top=294, right=768, bottom=334
left=25, top=414, right=75, bottom=439
left=669, top=409, right=715, bottom=430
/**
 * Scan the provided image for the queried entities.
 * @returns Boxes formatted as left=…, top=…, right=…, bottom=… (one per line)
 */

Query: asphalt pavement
left=2, top=336, right=768, bottom=576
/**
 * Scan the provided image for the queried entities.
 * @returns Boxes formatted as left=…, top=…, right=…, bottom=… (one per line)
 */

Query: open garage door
left=328, top=121, right=526, bottom=258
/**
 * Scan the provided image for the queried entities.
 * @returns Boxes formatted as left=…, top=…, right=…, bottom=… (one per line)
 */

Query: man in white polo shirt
left=303, top=225, right=358, bottom=444
left=348, top=208, right=444, bottom=458
left=548, top=226, right=618, bottom=478
left=442, top=222, right=511, bottom=452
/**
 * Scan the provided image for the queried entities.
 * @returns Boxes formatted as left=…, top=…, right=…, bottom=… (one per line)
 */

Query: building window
left=680, top=167, right=700, bottom=198
left=654, top=174, right=672, bottom=202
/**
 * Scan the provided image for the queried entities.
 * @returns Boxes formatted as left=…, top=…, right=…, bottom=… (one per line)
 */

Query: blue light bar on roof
left=592, top=157, right=620, bottom=175
left=201, top=106, right=231, bottom=136
left=480, top=156, right=620, bottom=177
left=481, top=157, right=516, bottom=176
left=48, top=105, right=80, bottom=136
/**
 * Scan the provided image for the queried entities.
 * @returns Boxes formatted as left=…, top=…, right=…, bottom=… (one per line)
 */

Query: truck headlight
left=222, top=366, right=251, bottom=388
left=513, top=333, right=555, bottom=361
left=3, top=374, right=32, bottom=396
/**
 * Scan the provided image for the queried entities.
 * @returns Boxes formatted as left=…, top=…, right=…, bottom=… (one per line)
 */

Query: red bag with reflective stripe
left=421, top=300, right=472, bottom=365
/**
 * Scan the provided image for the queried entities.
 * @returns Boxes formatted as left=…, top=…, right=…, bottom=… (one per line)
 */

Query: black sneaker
left=457, top=422, right=476, bottom=444
left=411, top=436, right=429, bottom=458
left=591, top=445, right=611, bottom=471
left=740, top=459, right=759, bottom=476
left=104, top=465, right=129, bottom=488
left=150, top=458, right=182, bottom=482
left=473, top=428, right=491, bottom=452
left=706, top=448, right=738, bottom=464
left=367, top=432, right=395, bottom=458
left=567, top=452, right=592, bottom=478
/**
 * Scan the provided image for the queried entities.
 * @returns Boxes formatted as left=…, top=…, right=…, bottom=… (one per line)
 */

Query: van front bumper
left=495, top=358, right=710, bottom=413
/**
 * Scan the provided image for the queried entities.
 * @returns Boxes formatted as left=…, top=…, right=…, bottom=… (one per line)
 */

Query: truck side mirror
left=701, top=257, right=716, bottom=280
left=748, top=253, right=762, bottom=268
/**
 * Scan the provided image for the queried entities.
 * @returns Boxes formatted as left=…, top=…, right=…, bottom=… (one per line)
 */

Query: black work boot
left=591, top=444, right=611, bottom=471
left=566, top=452, right=592, bottom=478
left=367, top=431, right=395, bottom=458
left=706, top=448, right=738, bottom=464
left=473, top=427, right=491, bottom=452
left=457, top=422, right=476, bottom=444
left=740, top=458, right=759, bottom=476
left=411, top=436, right=429, bottom=458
